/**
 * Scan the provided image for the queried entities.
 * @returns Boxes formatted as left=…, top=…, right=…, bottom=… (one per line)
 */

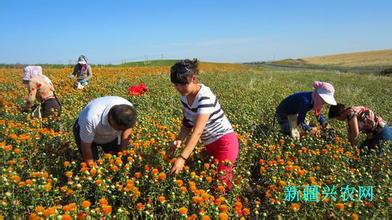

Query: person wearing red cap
left=275, top=81, right=337, bottom=139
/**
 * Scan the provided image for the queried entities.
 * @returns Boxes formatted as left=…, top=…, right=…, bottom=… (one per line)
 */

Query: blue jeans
left=79, top=79, right=88, bottom=85
left=363, top=125, right=392, bottom=148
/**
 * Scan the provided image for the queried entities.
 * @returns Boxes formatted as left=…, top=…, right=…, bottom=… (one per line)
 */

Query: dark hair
left=328, top=103, right=346, bottom=118
left=170, top=59, right=199, bottom=84
left=109, top=104, right=137, bottom=128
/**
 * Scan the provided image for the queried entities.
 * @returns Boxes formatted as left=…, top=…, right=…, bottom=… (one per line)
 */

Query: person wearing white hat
left=70, top=55, right=93, bottom=89
left=275, top=81, right=337, bottom=139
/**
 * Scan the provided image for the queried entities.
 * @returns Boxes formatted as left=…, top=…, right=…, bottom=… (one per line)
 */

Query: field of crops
left=0, top=64, right=391, bottom=219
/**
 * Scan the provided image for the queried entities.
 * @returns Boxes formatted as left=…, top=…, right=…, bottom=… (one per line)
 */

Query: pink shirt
left=26, top=75, right=55, bottom=104
left=341, top=106, right=386, bottom=133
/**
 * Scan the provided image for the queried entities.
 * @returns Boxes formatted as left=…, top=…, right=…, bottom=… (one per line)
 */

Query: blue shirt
left=276, top=91, right=326, bottom=131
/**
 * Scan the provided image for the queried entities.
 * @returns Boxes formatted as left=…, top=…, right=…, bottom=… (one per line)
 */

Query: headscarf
left=22, top=66, right=43, bottom=83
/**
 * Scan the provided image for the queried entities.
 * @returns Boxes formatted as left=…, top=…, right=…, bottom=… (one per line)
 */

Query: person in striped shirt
left=169, top=59, right=239, bottom=190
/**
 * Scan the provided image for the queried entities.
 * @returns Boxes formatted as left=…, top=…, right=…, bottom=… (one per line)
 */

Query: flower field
left=0, top=64, right=391, bottom=219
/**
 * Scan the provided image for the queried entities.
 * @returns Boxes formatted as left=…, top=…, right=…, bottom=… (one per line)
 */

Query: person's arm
left=171, top=114, right=209, bottom=175
left=318, top=113, right=327, bottom=127
left=120, top=128, right=133, bottom=151
left=168, top=125, right=192, bottom=156
left=347, top=115, right=360, bottom=146
left=24, top=81, right=37, bottom=109
left=86, top=65, right=93, bottom=81
left=80, top=141, right=94, bottom=164
left=297, top=106, right=311, bottom=132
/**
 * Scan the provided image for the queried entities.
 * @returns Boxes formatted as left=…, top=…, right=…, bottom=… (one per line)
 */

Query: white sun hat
left=317, top=87, right=337, bottom=105
left=78, top=55, right=87, bottom=64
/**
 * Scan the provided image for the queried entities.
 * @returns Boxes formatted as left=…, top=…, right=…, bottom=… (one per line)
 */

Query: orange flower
left=218, top=213, right=229, bottom=220
left=158, top=172, right=166, bottom=180
left=217, top=185, right=226, bottom=193
left=278, top=180, right=286, bottom=187
left=95, top=179, right=103, bottom=185
left=43, top=207, right=56, bottom=217
left=243, top=208, right=250, bottom=215
left=135, top=203, right=145, bottom=211
left=351, top=213, right=359, bottom=220
left=77, top=212, right=87, bottom=220
left=63, top=161, right=70, bottom=167
left=336, top=203, right=344, bottom=210
left=178, top=207, right=188, bottom=215
left=99, top=198, right=108, bottom=206
left=102, top=205, right=112, bottom=215
left=214, top=196, right=225, bottom=205
left=201, top=215, right=211, bottom=220
left=176, top=179, right=183, bottom=187
left=11, top=175, right=20, bottom=183
left=43, top=183, right=52, bottom=191
left=188, top=214, right=197, bottom=220
left=81, top=200, right=91, bottom=208
left=291, top=203, right=300, bottom=212
left=151, top=168, right=159, bottom=175
left=13, top=148, right=20, bottom=154
left=35, top=206, right=45, bottom=213
left=193, top=196, right=203, bottom=204
left=180, top=186, right=187, bottom=193
left=61, top=214, right=72, bottom=220
left=26, top=179, right=33, bottom=186
left=217, top=204, right=228, bottom=213
left=134, top=172, right=142, bottom=179
left=111, top=165, right=119, bottom=172
left=65, top=171, right=73, bottom=178
left=158, top=195, right=166, bottom=203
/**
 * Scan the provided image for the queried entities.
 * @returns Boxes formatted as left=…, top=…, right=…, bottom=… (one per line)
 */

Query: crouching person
left=73, top=96, right=137, bottom=164
left=22, top=65, right=61, bottom=118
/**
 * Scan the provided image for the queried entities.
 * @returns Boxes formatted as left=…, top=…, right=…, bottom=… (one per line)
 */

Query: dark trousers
left=73, top=119, right=121, bottom=160
left=42, top=98, right=61, bottom=118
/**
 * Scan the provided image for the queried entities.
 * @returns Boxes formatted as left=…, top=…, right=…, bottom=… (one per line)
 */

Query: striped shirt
left=181, top=84, right=233, bottom=145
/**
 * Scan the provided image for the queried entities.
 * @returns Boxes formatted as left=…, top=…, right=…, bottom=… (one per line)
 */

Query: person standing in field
left=328, top=103, right=392, bottom=152
left=21, top=65, right=61, bottom=118
left=275, top=81, right=337, bottom=139
left=73, top=96, right=137, bottom=165
left=168, top=59, right=239, bottom=190
left=69, top=55, right=92, bottom=89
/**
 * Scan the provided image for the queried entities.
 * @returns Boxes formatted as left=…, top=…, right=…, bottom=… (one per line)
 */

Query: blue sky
left=0, top=0, right=391, bottom=64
